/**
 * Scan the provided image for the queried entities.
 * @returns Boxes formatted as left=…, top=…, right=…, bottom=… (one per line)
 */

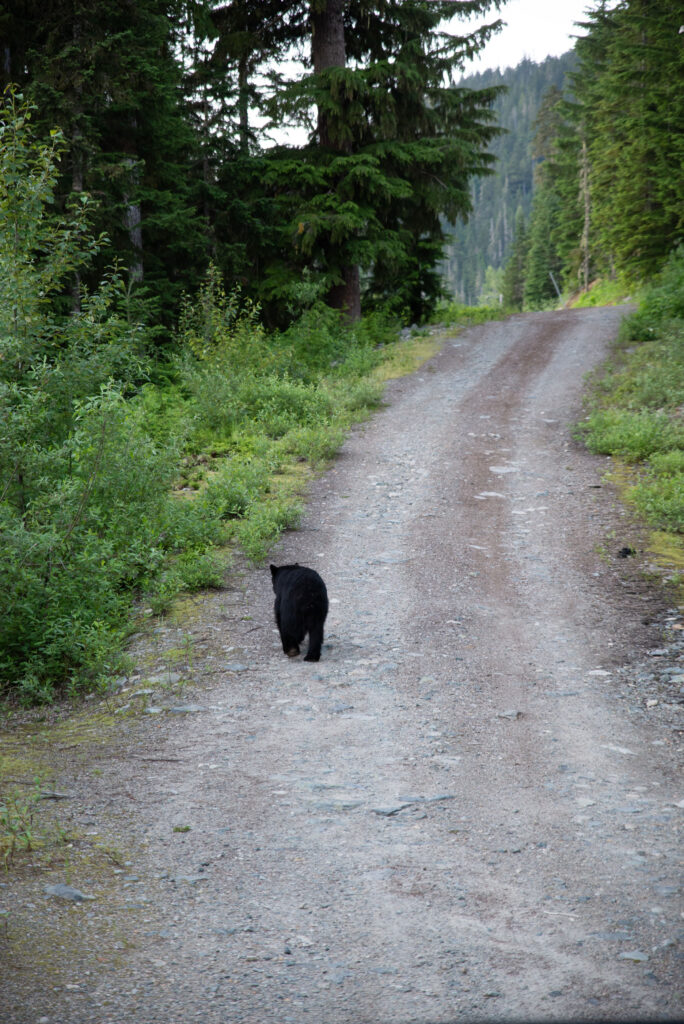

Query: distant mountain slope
left=442, top=52, right=576, bottom=304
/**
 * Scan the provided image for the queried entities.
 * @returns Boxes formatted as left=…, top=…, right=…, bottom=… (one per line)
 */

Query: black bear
left=270, top=563, right=329, bottom=662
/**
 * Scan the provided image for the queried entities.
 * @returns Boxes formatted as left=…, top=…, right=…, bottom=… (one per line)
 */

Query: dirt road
left=3, top=308, right=682, bottom=1022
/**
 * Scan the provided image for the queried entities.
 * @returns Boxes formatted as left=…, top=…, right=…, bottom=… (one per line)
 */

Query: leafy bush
left=170, top=273, right=399, bottom=575
left=233, top=499, right=303, bottom=563
left=0, top=94, right=205, bottom=702
left=434, top=300, right=506, bottom=326
left=580, top=409, right=683, bottom=461
left=630, top=474, right=684, bottom=533
left=279, top=424, right=347, bottom=465
left=203, top=458, right=275, bottom=519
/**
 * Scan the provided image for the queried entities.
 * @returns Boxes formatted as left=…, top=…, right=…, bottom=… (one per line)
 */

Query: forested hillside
left=502, top=0, right=683, bottom=309
left=441, top=52, right=575, bottom=305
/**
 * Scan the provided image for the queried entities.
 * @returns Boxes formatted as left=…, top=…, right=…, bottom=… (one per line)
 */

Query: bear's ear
left=270, top=564, right=278, bottom=579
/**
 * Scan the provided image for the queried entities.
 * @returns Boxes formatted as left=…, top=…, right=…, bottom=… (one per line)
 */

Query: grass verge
left=575, top=248, right=684, bottom=598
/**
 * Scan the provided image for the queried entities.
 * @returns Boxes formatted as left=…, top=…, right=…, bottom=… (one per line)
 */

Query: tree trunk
left=71, top=15, right=83, bottom=312
left=123, top=157, right=144, bottom=285
left=123, top=117, right=143, bottom=285
left=327, top=265, right=361, bottom=322
left=311, top=0, right=346, bottom=149
left=238, top=52, right=250, bottom=154
left=310, top=0, right=360, bottom=321
left=579, top=136, right=590, bottom=292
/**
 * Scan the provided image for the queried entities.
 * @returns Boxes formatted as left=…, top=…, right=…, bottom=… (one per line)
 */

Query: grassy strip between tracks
left=575, top=247, right=684, bottom=594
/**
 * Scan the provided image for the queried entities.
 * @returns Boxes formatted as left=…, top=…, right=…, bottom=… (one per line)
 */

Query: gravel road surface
left=2, top=307, right=682, bottom=1023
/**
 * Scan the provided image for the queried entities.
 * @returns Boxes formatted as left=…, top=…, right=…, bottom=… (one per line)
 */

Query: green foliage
left=523, top=188, right=563, bottom=308
left=478, top=266, right=505, bottom=307
left=580, top=409, right=682, bottom=461
left=147, top=551, right=226, bottom=616
left=573, top=0, right=684, bottom=282
left=627, top=246, right=684, bottom=329
left=169, top=268, right=398, bottom=575
left=4, top=0, right=510, bottom=327
left=501, top=207, right=528, bottom=310
left=221, top=1, right=505, bottom=323
left=0, top=96, right=216, bottom=703
left=571, top=277, right=632, bottom=309
left=4, top=2, right=209, bottom=318
left=577, top=247, right=684, bottom=534
left=279, top=423, right=348, bottom=466
left=630, top=466, right=684, bottom=534
left=434, top=301, right=507, bottom=327
left=232, top=498, right=303, bottom=564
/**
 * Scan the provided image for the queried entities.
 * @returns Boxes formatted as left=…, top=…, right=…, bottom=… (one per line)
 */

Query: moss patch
left=646, top=530, right=684, bottom=604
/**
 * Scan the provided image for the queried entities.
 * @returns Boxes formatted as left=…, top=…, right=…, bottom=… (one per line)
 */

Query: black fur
left=270, top=563, right=329, bottom=662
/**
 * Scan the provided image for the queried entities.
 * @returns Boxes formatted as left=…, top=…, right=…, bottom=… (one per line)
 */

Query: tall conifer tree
left=213, top=0, right=505, bottom=322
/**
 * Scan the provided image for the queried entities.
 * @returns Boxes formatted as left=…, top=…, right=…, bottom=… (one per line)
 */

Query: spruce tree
left=215, top=0, right=505, bottom=322
left=502, top=206, right=527, bottom=309
left=441, top=54, right=575, bottom=304
left=523, top=187, right=561, bottom=307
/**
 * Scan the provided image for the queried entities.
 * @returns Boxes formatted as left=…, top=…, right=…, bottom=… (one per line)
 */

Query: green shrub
left=238, top=376, right=334, bottom=438
left=630, top=474, right=684, bottom=533
left=648, top=450, right=684, bottom=477
left=279, top=424, right=347, bottom=465
left=234, top=499, right=303, bottom=563
left=0, top=96, right=190, bottom=702
left=147, top=550, right=227, bottom=614
left=203, top=458, right=275, bottom=519
left=580, top=409, right=683, bottom=461
left=434, top=300, right=505, bottom=326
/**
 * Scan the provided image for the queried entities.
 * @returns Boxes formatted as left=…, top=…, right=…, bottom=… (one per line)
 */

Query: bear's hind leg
left=303, top=621, right=324, bottom=662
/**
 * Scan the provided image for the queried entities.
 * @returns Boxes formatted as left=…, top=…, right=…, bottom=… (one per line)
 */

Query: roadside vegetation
left=576, top=248, right=684, bottom=576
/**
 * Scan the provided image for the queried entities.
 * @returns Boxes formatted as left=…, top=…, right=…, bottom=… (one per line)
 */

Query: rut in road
left=4, top=308, right=682, bottom=1024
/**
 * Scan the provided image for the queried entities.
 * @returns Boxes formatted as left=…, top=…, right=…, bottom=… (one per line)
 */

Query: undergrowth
left=571, top=275, right=635, bottom=308
left=435, top=299, right=508, bottom=327
left=576, top=247, right=684, bottom=545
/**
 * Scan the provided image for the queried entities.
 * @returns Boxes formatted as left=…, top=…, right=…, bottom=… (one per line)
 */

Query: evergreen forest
left=0, top=0, right=682, bottom=704
left=500, top=0, right=683, bottom=309
left=441, top=52, right=576, bottom=306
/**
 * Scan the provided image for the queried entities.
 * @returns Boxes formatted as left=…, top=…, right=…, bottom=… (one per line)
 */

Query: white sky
left=455, top=0, right=595, bottom=74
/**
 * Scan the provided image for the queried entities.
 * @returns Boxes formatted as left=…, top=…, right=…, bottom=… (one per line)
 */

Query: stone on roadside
left=44, top=883, right=95, bottom=902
